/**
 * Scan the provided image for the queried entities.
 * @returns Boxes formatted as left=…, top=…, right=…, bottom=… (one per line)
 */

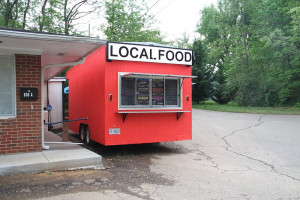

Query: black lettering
left=175, top=51, right=184, bottom=61
left=158, top=50, right=165, bottom=60
left=166, top=50, right=174, bottom=61
left=110, top=45, right=118, bottom=57
left=119, top=46, right=129, bottom=57
left=130, top=47, right=138, bottom=58
left=139, top=48, right=149, bottom=59
left=150, top=49, right=156, bottom=60
left=185, top=52, right=192, bottom=62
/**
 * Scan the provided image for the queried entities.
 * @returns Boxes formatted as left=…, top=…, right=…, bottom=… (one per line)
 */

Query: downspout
left=41, top=57, right=86, bottom=150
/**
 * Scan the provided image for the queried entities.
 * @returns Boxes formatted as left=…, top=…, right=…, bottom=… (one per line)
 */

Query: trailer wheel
left=79, top=124, right=85, bottom=142
left=85, top=126, right=91, bottom=145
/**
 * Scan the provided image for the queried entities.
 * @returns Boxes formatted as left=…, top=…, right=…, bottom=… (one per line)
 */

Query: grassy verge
left=193, top=101, right=300, bottom=115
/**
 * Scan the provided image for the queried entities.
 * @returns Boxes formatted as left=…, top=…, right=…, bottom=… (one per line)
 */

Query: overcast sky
left=148, top=0, right=218, bottom=41
left=80, top=0, right=218, bottom=42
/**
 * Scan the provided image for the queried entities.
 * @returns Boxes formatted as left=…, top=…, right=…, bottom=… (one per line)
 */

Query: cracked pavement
left=1, top=109, right=300, bottom=199
left=147, top=109, right=300, bottom=199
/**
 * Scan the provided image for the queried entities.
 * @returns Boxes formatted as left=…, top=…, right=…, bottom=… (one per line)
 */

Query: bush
left=294, top=102, right=300, bottom=108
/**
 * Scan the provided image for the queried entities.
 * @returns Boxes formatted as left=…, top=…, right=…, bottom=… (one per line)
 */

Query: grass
left=193, top=101, right=300, bottom=115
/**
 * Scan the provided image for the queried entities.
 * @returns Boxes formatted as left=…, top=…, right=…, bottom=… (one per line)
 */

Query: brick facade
left=0, top=54, right=42, bottom=155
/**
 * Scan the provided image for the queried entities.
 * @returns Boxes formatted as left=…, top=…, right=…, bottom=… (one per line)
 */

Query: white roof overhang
left=121, top=73, right=197, bottom=79
left=0, top=28, right=107, bottom=80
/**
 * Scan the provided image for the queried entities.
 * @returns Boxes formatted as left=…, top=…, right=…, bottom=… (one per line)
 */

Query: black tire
left=79, top=124, right=85, bottom=142
left=85, top=126, right=91, bottom=145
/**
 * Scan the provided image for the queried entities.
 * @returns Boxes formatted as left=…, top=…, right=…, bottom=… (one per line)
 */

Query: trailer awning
left=121, top=73, right=197, bottom=79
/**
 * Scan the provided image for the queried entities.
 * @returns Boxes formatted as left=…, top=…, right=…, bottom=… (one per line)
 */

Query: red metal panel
left=67, top=46, right=106, bottom=144
left=103, top=48, right=193, bottom=145
left=68, top=45, right=193, bottom=146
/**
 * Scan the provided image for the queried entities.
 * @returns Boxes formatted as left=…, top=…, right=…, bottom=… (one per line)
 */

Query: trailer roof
left=121, top=72, right=197, bottom=79
left=124, top=42, right=174, bottom=48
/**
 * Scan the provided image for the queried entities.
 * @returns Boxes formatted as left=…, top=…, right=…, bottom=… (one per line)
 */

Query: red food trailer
left=67, top=42, right=196, bottom=145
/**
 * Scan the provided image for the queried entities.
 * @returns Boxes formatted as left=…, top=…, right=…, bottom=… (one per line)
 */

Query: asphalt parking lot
left=1, top=109, right=299, bottom=200
left=145, top=109, right=300, bottom=199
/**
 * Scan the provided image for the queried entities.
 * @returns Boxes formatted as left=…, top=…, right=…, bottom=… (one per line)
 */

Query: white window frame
left=0, top=55, right=16, bottom=119
left=118, top=72, right=183, bottom=110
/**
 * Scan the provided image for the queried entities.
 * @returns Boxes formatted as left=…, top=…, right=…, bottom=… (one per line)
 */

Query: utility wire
left=154, top=0, right=175, bottom=16
left=144, top=0, right=160, bottom=15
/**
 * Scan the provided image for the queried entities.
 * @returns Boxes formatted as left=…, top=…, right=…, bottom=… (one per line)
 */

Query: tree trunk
left=39, top=0, right=48, bottom=32
left=64, top=0, right=87, bottom=35
left=4, top=0, right=18, bottom=26
left=240, top=7, right=249, bottom=68
left=22, top=0, right=30, bottom=29
left=241, top=32, right=249, bottom=68
left=64, top=0, right=68, bottom=35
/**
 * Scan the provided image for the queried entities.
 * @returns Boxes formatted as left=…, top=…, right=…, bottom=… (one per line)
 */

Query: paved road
left=2, top=109, right=300, bottom=200
left=145, top=109, right=300, bottom=199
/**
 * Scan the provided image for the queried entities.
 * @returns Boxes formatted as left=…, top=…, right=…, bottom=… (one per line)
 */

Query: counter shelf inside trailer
left=67, top=41, right=196, bottom=146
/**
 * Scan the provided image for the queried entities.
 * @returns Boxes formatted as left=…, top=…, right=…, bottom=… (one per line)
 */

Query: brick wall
left=0, top=54, right=42, bottom=155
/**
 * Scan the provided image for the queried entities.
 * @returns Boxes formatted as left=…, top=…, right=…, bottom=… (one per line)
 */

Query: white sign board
left=106, top=42, right=193, bottom=66
left=109, top=128, right=120, bottom=135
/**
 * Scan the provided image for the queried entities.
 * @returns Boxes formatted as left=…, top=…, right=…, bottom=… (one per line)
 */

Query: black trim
left=177, top=112, right=183, bottom=121
left=122, top=113, right=128, bottom=123
left=106, top=41, right=110, bottom=62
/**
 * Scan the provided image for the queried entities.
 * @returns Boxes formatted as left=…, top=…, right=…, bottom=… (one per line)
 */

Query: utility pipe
left=41, top=57, right=86, bottom=150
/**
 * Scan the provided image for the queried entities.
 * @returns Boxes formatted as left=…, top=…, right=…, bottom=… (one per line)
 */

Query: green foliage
left=193, top=101, right=300, bottom=115
left=0, top=0, right=101, bottom=35
left=191, top=39, right=213, bottom=104
left=0, top=0, right=31, bottom=28
left=295, top=102, right=300, bottom=108
left=197, top=4, right=233, bottom=105
left=103, top=0, right=164, bottom=43
left=197, top=0, right=300, bottom=107
left=171, top=33, right=192, bottom=49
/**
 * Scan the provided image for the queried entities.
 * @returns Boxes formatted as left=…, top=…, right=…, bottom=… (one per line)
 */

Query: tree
left=103, top=0, right=164, bottom=43
left=39, top=0, right=49, bottom=32
left=0, top=0, right=32, bottom=28
left=0, top=0, right=102, bottom=35
left=191, top=39, right=213, bottom=104
left=62, top=0, right=101, bottom=35
left=172, top=33, right=191, bottom=49
left=196, top=0, right=300, bottom=106
left=197, top=4, right=232, bottom=104
left=22, top=0, right=31, bottom=29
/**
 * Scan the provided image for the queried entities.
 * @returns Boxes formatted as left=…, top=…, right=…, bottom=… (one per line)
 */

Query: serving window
left=119, top=74, right=181, bottom=109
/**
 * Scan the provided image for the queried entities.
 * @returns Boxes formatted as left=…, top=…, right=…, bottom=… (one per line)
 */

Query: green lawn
left=193, top=101, right=300, bottom=115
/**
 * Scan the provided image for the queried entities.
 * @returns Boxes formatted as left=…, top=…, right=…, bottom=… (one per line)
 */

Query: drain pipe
left=41, top=57, right=86, bottom=150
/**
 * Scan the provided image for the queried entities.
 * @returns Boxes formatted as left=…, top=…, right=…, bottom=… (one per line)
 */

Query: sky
left=80, top=0, right=218, bottom=42
left=147, top=0, right=218, bottom=41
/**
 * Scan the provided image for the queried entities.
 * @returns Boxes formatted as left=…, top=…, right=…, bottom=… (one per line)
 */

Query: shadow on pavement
left=67, top=133, right=186, bottom=159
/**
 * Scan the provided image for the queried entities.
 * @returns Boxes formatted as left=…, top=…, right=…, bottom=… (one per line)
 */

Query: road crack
left=222, top=114, right=300, bottom=182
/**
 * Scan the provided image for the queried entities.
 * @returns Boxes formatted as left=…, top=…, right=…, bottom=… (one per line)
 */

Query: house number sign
left=20, top=88, right=38, bottom=100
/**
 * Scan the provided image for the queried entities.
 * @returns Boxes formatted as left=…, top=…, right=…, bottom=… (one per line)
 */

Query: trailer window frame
left=118, top=72, right=183, bottom=110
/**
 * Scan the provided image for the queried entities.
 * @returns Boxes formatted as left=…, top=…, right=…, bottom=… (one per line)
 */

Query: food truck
left=67, top=42, right=196, bottom=145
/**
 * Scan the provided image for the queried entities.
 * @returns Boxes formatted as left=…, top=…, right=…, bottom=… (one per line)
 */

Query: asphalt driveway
left=145, top=109, right=300, bottom=199
left=2, top=109, right=299, bottom=200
